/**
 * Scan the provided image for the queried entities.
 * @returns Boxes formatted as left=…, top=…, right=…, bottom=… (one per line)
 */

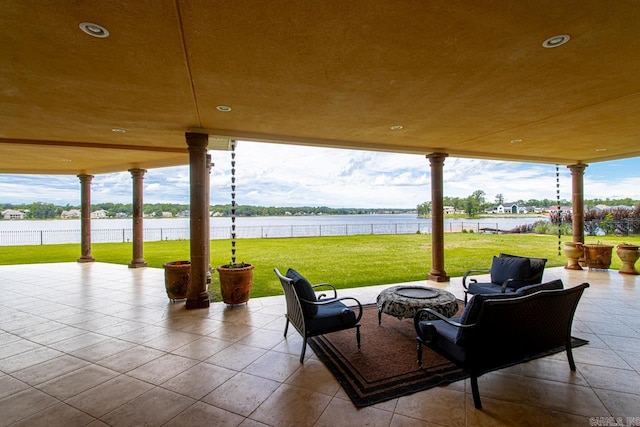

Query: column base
left=77, top=255, right=95, bottom=263
left=128, top=260, right=147, bottom=268
left=427, top=272, right=450, bottom=282
left=186, top=294, right=210, bottom=310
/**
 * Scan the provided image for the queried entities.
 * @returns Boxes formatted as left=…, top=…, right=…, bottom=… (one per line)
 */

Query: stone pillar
left=185, top=132, right=211, bottom=309
left=128, top=168, right=147, bottom=268
left=426, top=153, right=450, bottom=282
left=77, top=174, right=95, bottom=263
left=568, top=164, right=587, bottom=244
left=206, top=154, right=213, bottom=285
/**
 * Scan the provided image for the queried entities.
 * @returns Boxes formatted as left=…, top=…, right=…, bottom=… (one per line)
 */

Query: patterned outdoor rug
left=308, top=303, right=588, bottom=407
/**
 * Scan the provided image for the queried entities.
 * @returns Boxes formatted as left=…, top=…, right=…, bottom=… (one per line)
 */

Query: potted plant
left=616, top=243, right=640, bottom=275
left=583, top=242, right=614, bottom=270
left=163, top=260, right=190, bottom=301
left=216, top=140, right=254, bottom=304
left=217, top=262, right=254, bottom=304
left=562, top=242, right=583, bottom=270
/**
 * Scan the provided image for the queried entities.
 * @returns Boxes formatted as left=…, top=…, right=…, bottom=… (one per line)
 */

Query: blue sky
left=1, top=141, right=638, bottom=208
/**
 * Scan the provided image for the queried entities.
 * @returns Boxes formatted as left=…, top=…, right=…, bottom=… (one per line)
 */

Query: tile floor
left=1, top=262, right=639, bottom=426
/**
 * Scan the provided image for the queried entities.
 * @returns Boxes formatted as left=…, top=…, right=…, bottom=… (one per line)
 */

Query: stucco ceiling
left=1, top=1, right=640, bottom=175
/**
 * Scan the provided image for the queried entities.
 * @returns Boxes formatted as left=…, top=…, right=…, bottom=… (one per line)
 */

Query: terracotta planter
left=616, top=244, right=640, bottom=275
left=217, top=263, right=254, bottom=304
left=583, top=244, right=614, bottom=271
left=163, top=260, right=190, bottom=301
left=562, top=242, right=583, bottom=270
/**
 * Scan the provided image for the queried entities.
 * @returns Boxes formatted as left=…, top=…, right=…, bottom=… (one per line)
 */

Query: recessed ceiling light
left=79, top=22, right=110, bottom=38
left=595, top=148, right=607, bottom=152
left=390, top=125, right=404, bottom=131
left=542, top=34, right=570, bottom=48
left=216, top=105, right=232, bottom=112
left=510, top=139, right=523, bottom=144
left=111, top=128, right=126, bottom=133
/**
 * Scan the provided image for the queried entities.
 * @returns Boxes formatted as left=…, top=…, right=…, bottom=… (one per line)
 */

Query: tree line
left=416, top=190, right=640, bottom=218
left=0, top=202, right=413, bottom=220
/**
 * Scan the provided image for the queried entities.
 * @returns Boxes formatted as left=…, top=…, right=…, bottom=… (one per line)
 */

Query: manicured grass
left=1, top=233, right=637, bottom=300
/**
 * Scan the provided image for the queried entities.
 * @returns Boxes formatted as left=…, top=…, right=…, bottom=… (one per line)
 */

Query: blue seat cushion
left=490, top=255, right=531, bottom=289
left=286, top=268, right=318, bottom=317
left=306, top=300, right=357, bottom=332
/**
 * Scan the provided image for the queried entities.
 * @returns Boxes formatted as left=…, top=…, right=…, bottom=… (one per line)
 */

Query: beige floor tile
left=127, top=353, right=199, bottom=384
left=36, top=364, right=118, bottom=400
left=250, top=383, right=332, bottom=427
left=579, top=364, right=640, bottom=394
left=162, top=362, right=236, bottom=399
left=284, top=358, right=341, bottom=396
left=526, top=376, right=609, bottom=416
left=201, top=372, right=281, bottom=417
left=0, top=346, right=64, bottom=373
left=593, top=388, right=640, bottom=417
left=237, top=328, right=287, bottom=350
left=163, top=401, right=245, bottom=427
left=243, top=350, right=302, bottom=382
left=208, top=322, right=259, bottom=342
left=0, top=388, right=59, bottom=427
left=115, top=324, right=167, bottom=343
left=96, top=345, right=165, bottom=373
left=315, top=397, right=394, bottom=427
left=100, top=387, right=194, bottom=427
left=171, top=336, right=233, bottom=360
left=0, top=375, right=29, bottom=399
left=12, top=355, right=90, bottom=386
left=465, top=394, right=556, bottom=427
left=142, top=329, right=201, bottom=352
left=0, top=339, right=41, bottom=359
left=48, top=332, right=109, bottom=352
left=395, top=386, right=466, bottom=426
left=70, top=337, right=136, bottom=362
left=205, top=343, right=267, bottom=371
left=389, top=413, right=431, bottom=426
left=65, top=374, right=154, bottom=418
left=10, top=402, right=95, bottom=427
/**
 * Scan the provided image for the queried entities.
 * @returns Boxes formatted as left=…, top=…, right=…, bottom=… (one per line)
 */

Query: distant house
left=1, top=209, right=26, bottom=220
left=443, top=206, right=456, bottom=214
left=91, top=209, right=107, bottom=219
left=486, top=203, right=526, bottom=214
left=60, top=209, right=81, bottom=219
left=114, top=212, right=128, bottom=218
left=161, top=211, right=173, bottom=218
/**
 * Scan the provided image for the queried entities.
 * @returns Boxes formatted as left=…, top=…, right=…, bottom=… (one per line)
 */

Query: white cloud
left=1, top=141, right=638, bottom=207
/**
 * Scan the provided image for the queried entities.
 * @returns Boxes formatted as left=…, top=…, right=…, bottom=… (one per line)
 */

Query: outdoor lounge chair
left=274, top=268, right=363, bottom=363
left=462, top=253, right=547, bottom=303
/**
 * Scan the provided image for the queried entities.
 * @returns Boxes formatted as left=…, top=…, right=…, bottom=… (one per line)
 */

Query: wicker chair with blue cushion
left=462, top=253, right=548, bottom=303
left=274, top=268, right=363, bottom=363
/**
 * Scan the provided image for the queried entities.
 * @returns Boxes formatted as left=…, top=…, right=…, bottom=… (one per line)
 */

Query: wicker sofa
left=414, top=281, right=589, bottom=409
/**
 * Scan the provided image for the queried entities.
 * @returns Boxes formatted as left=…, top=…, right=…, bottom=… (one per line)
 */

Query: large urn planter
left=583, top=244, right=614, bottom=271
left=163, top=260, right=190, bottom=301
left=562, top=242, right=583, bottom=270
left=616, top=244, right=640, bottom=275
left=217, top=263, right=254, bottom=305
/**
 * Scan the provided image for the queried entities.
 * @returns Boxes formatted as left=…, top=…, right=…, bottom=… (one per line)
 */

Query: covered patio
left=1, top=263, right=639, bottom=425
left=2, top=2, right=640, bottom=425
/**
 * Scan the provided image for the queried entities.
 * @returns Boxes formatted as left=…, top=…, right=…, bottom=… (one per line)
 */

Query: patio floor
left=1, top=262, right=639, bottom=426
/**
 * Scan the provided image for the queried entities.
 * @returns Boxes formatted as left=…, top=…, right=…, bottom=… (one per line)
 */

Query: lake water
left=0, top=214, right=545, bottom=246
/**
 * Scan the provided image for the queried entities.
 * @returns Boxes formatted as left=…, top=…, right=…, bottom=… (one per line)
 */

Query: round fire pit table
left=376, top=285, right=458, bottom=325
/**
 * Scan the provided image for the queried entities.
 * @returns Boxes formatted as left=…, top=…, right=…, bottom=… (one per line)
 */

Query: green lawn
left=1, top=233, right=637, bottom=300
